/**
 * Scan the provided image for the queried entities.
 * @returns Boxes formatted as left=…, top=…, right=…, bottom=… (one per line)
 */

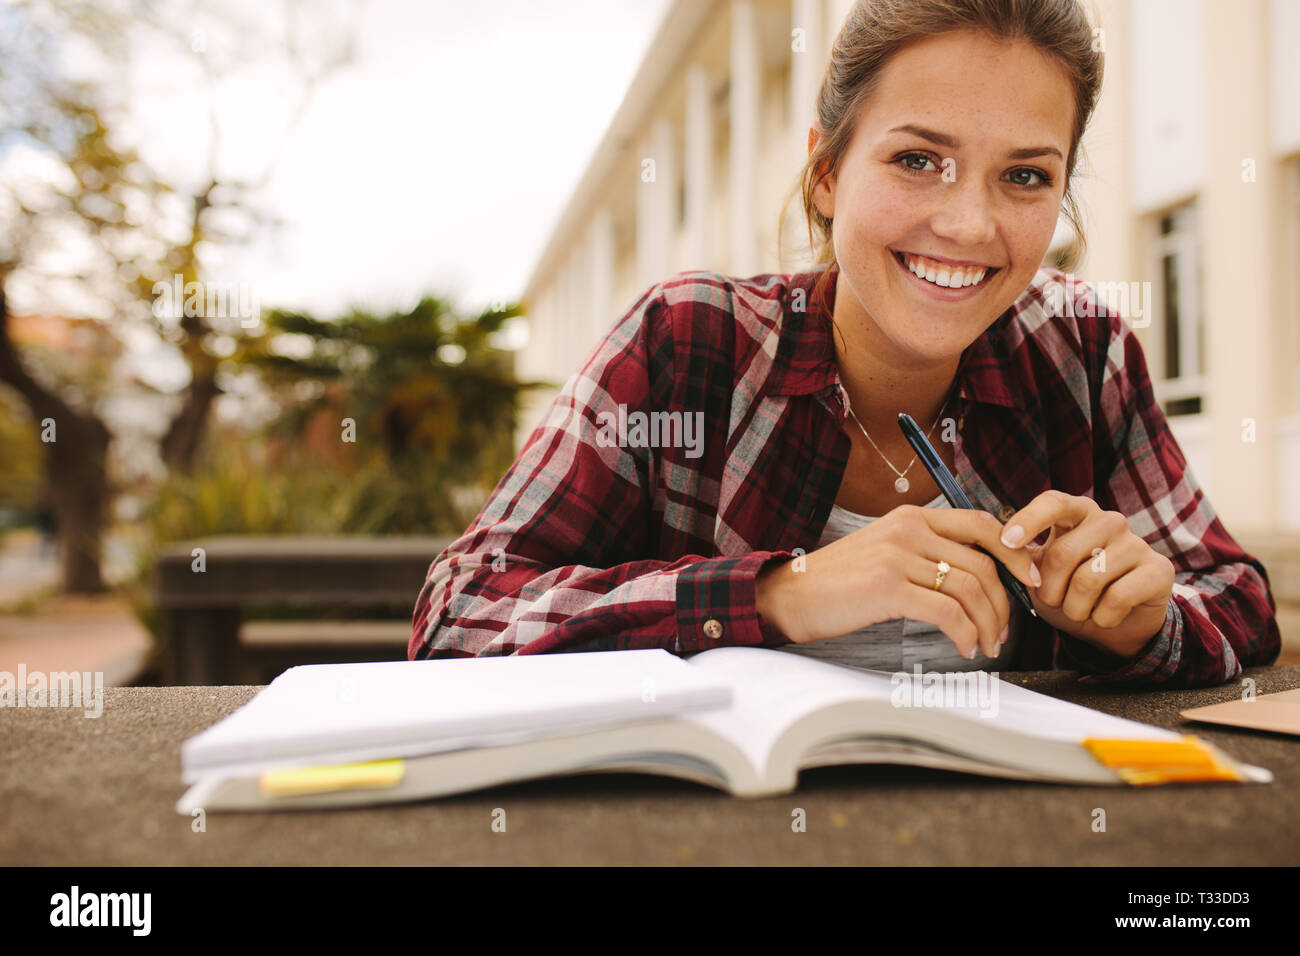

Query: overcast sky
left=119, top=0, right=674, bottom=321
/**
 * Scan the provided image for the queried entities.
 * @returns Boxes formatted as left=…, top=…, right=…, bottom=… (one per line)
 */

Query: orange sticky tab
left=1115, top=765, right=1244, bottom=786
left=1082, top=735, right=1244, bottom=785
left=259, top=758, right=406, bottom=797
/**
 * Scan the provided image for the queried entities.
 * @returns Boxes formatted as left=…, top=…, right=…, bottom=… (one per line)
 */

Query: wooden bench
left=153, top=535, right=456, bottom=685
left=236, top=620, right=413, bottom=683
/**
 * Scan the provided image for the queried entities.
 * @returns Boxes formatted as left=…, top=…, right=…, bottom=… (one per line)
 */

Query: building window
left=1150, top=202, right=1204, bottom=417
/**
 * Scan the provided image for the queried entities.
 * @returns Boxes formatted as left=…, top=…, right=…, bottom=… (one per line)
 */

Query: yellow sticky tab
left=1082, top=735, right=1244, bottom=785
left=259, top=759, right=406, bottom=797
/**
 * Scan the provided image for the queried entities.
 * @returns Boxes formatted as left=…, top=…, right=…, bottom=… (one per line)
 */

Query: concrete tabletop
left=4, top=667, right=1299, bottom=865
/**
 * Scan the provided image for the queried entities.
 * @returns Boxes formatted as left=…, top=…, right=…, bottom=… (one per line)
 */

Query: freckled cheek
left=998, top=204, right=1057, bottom=266
left=839, top=186, right=925, bottom=266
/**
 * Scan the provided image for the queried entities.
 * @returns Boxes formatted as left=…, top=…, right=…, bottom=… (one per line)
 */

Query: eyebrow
left=887, top=124, right=1064, bottom=161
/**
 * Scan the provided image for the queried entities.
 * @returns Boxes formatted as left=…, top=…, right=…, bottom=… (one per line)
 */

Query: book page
left=183, top=648, right=733, bottom=778
left=962, top=674, right=1180, bottom=741
left=682, top=647, right=898, bottom=777
left=683, top=647, right=1180, bottom=778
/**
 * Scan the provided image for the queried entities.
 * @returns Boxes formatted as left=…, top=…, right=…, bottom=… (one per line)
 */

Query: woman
left=411, top=0, right=1279, bottom=687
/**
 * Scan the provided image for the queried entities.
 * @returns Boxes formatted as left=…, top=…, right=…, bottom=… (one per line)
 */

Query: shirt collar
left=767, top=263, right=1032, bottom=411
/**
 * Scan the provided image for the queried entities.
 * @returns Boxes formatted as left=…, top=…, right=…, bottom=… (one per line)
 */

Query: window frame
left=1148, top=201, right=1206, bottom=416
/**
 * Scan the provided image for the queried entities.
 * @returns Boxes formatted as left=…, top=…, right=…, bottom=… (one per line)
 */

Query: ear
left=807, top=126, right=835, bottom=219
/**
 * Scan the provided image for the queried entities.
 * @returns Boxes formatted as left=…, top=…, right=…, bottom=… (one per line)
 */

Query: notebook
left=1181, top=687, right=1300, bottom=737
left=175, top=646, right=1272, bottom=812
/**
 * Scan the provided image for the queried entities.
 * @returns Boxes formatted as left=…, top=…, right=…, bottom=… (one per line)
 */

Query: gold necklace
left=845, top=390, right=952, bottom=494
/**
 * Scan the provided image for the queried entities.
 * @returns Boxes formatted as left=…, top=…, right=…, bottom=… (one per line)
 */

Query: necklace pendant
left=894, top=476, right=910, bottom=494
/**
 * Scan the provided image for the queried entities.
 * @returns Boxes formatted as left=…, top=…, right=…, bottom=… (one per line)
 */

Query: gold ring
left=933, top=559, right=950, bottom=590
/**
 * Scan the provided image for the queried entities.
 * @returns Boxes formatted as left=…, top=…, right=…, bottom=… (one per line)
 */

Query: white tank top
left=776, top=493, right=1024, bottom=672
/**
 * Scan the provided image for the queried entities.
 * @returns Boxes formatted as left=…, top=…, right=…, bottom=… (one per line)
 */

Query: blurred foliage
left=138, top=442, right=390, bottom=540
left=0, top=388, right=42, bottom=515
left=0, top=0, right=360, bottom=595
left=241, top=293, right=551, bottom=502
left=119, top=294, right=555, bottom=647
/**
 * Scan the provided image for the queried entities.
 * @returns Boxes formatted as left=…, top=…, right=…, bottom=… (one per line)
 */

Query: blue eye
left=896, top=151, right=939, bottom=174
left=1003, top=167, right=1053, bottom=189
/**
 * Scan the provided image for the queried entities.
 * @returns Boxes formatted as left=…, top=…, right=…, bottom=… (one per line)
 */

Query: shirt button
left=999, top=505, right=1016, bottom=521
left=703, top=619, right=724, bottom=640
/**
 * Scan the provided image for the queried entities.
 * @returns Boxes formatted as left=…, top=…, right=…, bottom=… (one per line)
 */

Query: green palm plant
left=237, top=295, right=555, bottom=530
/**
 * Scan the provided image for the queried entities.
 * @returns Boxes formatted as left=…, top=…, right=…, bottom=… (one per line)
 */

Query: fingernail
left=1029, top=562, right=1042, bottom=587
left=1001, top=524, right=1025, bottom=547
left=999, top=625, right=1008, bottom=644
left=966, top=645, right=977, bottom=660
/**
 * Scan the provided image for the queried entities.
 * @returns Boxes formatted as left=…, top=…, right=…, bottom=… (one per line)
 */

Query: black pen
left=897, top=412, right=1038, bottom=618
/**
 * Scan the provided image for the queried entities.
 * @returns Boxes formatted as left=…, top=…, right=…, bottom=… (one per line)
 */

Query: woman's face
left=812, top=29, right=1074, bottom=364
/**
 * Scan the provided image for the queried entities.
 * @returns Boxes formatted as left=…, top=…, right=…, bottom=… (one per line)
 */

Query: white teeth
left=902, top=253, right=989, bottom=289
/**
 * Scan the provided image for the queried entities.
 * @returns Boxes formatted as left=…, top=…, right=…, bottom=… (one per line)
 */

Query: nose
left=929, top=175, right=997, bottom=248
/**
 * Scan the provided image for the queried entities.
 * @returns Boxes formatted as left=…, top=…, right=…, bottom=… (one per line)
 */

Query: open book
left=176, top=646, right=1272, bottom=812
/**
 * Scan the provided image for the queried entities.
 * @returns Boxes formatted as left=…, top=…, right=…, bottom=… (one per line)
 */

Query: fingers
left=1000, top=490, right=1092, bottom=551
left=1030, top=510, right=1126, bottom=603
left=1053, top=529, right=1143, bottom=622
left=920, top=507, right=1042, bottom=591
left=898, top=547, right=1007, bottom=660
left=896, top=573, right=1002, bottom=663
left=1089, top=560, right=1174, bottom=629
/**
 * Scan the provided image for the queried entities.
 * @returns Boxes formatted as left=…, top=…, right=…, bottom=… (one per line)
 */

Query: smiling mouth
left=891, top=249, right=1001, bottom=290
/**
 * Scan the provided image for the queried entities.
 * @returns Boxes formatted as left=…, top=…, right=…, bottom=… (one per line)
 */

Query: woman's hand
left=999, top=490, right=1176, bottom=660
left=755, top=504, right=1042, bottom=660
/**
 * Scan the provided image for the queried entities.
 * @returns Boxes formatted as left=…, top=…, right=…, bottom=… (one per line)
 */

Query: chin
left=900, top=301, right=998, bottom=346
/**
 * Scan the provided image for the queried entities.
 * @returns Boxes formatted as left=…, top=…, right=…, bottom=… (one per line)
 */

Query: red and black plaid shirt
left=411, top=264, right=1280, bottom=687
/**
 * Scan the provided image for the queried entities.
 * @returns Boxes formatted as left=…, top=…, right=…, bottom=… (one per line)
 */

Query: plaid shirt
left=411, top=265, right=1280, bottom=687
